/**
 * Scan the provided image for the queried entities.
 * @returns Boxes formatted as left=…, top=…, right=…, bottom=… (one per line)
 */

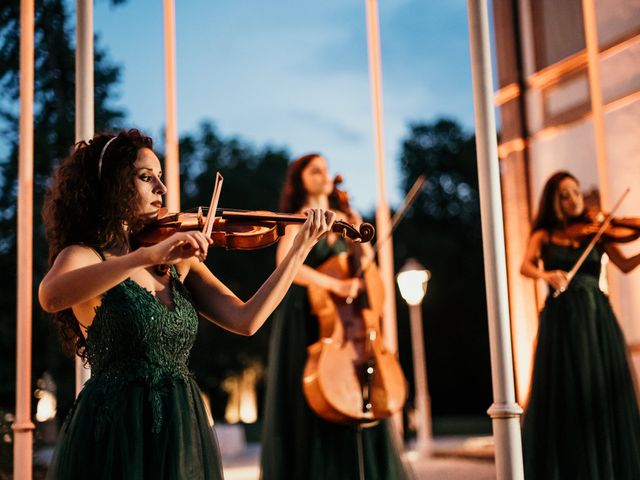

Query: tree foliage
left=393, top=118, right=492, bottom=415
left=0, top=0, right=124, bottom=426
left=177, top=121, right=290, bottom=418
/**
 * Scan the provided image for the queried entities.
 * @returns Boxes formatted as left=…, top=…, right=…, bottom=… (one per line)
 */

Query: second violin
left=557, top=206, right=640, bottom=244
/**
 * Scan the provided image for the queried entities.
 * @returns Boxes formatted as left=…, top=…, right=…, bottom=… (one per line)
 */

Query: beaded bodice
left=87, top=267, right=198, bottom=375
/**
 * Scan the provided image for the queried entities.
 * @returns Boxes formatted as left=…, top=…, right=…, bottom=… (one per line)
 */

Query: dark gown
left=260, top=238, right=411, bottom=480
left=47, top=264, right=223, bottom=480
left=522, top=241, right=640, bottom=480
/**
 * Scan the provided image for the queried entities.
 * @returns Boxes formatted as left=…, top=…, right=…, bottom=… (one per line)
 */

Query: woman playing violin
left=259, top=153, right=411, bottom=480
left=520, top=170, right=640, bottom=480
left=39, top=130, right=336, bottom=479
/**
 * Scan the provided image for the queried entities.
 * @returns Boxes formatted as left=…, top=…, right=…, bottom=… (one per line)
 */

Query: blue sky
left=91, top=0, right=478, bottom=213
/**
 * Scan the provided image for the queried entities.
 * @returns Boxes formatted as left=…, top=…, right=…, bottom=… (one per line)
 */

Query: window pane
left=531, top=0, right=586, bottom=69
left=596, top=0, right=640, bottom=46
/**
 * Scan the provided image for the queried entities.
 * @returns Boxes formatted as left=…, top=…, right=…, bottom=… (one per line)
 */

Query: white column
left=13, top=1, right=36, bottom=478
left=365, top=0, right=402, bottom=432
left=364, top=0, right=398, bottom=352
left=163, top=0, right=180, bottom=212
left=466, top=1, right=524, bottom=479
left=75, top=0, right=93, bottom=394
left=364, top=0, right=401, bottom=434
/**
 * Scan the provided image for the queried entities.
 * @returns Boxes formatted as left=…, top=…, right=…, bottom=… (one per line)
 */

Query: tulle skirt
left=522, top=275, right=640, bottom=480
left=47, top=375, right=223, bottom=480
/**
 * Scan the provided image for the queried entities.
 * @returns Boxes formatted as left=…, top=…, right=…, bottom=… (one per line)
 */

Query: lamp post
left=396, top=259, right=432, bottom=456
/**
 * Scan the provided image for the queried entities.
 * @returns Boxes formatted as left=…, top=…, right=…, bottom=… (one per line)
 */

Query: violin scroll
left=357, top=223, right=375, bottom=243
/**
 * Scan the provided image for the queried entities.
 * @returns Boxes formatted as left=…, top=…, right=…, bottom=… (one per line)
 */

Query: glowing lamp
left=396, top=259, right=430, bottom=306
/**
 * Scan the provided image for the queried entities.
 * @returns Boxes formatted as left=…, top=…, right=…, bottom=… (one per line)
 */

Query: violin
left=135, top=207, right=375, bottom=249
left=556, top=207, right=640, bottom=244
left=303, top=175, right=407, bottom=425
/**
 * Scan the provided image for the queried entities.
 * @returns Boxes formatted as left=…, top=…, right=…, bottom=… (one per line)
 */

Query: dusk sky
left=91, top=0, right=482, bottom=213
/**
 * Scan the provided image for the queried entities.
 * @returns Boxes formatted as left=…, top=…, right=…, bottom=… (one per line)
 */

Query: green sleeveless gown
left=47, top=265, right=223, bottom=480
left=260, top=238, right=411, bottom=480
left=522, top=241, right=640, bottom=479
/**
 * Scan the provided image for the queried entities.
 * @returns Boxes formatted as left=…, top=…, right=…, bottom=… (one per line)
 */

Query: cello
left=302, top=177, right=407, bottom=425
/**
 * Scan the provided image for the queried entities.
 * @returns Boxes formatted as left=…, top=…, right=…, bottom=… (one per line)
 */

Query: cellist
left=259, top=153, right=412, bottom=480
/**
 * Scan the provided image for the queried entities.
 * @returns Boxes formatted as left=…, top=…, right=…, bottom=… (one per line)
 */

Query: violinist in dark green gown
left=259, top=153, right=411, bottom=480
left=39, top=130, right=336, bottom=480
left=520, top=170, right=640, bottom=480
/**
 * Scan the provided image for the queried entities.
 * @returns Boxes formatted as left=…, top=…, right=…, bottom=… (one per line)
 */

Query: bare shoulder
left=174, top=257, right=198, bottom=281
left=525, top=229, right=549, bottom=260
left=51, top=244, right=103, bottom=273
left=530, top=229, right=549, bottom=245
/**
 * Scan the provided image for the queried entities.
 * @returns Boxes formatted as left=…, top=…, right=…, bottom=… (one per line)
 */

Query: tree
left=0, top=0, right=124, bottom=430
left=393, top=118, right=492, bottom=418
left=178, top=120, right=290, bottom=418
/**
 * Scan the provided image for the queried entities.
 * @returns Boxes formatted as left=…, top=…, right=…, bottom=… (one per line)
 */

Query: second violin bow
left=345, top=175, right=426, bottom=304
left=368, top=174, right=425, bottom=263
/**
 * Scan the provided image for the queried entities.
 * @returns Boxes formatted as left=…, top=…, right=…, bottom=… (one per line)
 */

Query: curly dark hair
left=531, top=170, right=588, bottom=233
left=42, top=128, right=154, bottom=360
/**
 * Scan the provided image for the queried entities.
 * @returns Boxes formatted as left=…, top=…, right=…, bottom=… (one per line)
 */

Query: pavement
left=34, top=426, right=497, bottom=479
left=221, top=436, right=496, bottom=480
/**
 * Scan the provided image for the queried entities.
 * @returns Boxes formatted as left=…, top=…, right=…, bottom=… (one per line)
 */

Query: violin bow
left=345, top=175, right=426, bottom=302
left=202, top=172, right=224, bottom=238
left=152, top=175, right=221, bottom=275
left=553, top=187, right=630, bottom=298
left=382, top=174, right=426, bottom=252
left=360, top=174, right=425, bottom=270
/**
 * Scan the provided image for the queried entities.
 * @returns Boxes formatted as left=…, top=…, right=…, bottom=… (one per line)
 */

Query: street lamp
left=396, top=259, right=432, bottom=456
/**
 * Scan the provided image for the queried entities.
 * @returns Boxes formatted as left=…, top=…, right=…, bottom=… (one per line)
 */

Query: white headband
left=97, top=136, right=117, bottom=179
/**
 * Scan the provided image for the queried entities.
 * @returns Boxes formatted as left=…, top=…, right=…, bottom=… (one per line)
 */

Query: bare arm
left=275, top=224, right=359, bottom=298
left=39, top=246, right=149, bottom=313
left=185, top=209, right=336, bottom=336
left=39, top=231, right=210, bottom=313
left=276, top=224, right=334, bottom=289
left=520, top=230, right=546, bottom=280
left=603, top=242, right=640, bottom=273
left=520, top=230, right=567, bottom=291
